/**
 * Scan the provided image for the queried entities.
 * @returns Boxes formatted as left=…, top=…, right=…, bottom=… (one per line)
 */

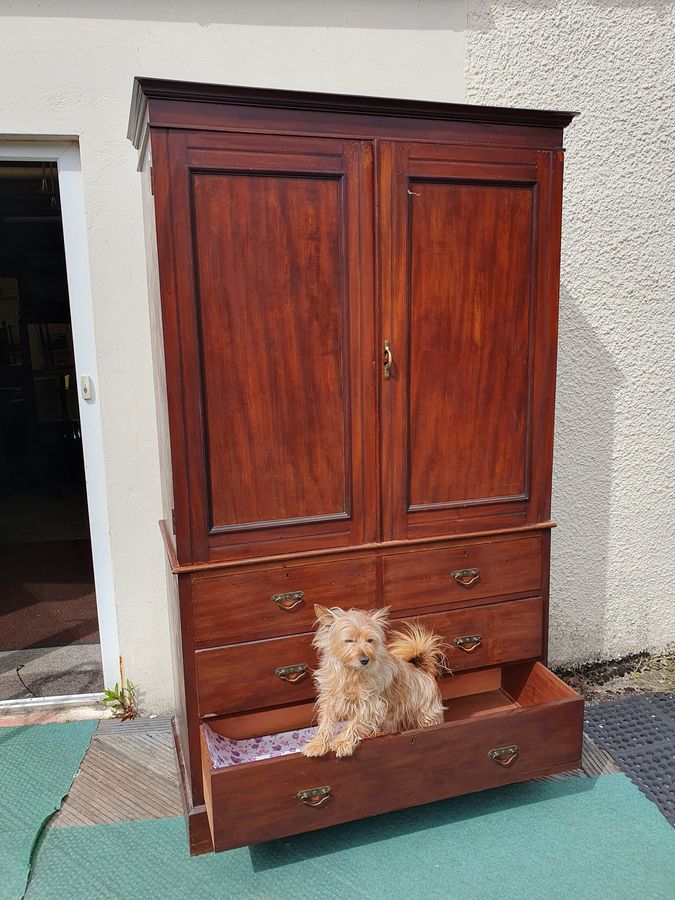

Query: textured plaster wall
left=466, top=1, right=675, bottom=665
left=0, top=1, right=466, bottom=711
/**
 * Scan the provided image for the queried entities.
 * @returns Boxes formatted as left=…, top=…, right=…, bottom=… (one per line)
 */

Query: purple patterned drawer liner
left=204, top=723, right=320, bottom=769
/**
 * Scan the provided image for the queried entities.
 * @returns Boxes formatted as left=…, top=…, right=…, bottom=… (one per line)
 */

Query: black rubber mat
left=584, top=692, right=675, bottom=826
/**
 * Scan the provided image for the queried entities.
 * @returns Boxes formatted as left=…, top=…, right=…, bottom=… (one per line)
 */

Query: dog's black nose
left=359, top=656, right=369, bottom=666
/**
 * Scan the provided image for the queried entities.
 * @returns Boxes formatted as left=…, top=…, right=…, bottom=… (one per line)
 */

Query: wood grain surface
left=407, top=181, right=533, bottom=508
left=193, top=171, right=347, bottom=529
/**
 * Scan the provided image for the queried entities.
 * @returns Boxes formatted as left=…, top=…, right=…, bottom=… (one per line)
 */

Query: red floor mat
left=0, top=540, right=99, bottom=649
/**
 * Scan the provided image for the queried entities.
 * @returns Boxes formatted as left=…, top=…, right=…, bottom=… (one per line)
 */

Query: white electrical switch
left=80, top=375, right=94, bottom=401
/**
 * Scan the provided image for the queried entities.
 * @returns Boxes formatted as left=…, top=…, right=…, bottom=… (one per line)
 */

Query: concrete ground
left=0, top=644, right=103, bottom=701
left=555, top=648, right=675, bottom=702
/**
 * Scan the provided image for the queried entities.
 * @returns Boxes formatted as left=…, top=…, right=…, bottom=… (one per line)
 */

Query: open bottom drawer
left=200, top=662, right=583, bottom=852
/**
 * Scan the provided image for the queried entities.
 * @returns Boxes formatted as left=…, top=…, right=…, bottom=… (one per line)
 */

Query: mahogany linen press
left=128, top=78, right=582, bottom=854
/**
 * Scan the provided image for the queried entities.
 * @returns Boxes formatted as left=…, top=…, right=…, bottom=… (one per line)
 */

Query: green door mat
left=0, top=720, right=97, bottom=900
left=25, top=774, right=675, bottom=900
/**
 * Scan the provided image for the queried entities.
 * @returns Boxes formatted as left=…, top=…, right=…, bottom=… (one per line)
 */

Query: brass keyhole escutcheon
left=383, top=340, right=393, bottom=379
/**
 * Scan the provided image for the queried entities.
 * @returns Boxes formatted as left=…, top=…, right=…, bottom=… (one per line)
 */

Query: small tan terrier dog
left=302, top=604, right=446, bottom=758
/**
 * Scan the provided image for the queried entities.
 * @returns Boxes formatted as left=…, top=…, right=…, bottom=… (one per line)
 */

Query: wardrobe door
left=156, top=132, right=377, bottom=562
left=378, top=142, right=563, bottom=541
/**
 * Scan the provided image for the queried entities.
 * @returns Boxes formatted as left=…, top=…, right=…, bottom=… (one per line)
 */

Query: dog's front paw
left=302, top=733, right=331, bottom=757
left=330, top=733, right=358, bottom=758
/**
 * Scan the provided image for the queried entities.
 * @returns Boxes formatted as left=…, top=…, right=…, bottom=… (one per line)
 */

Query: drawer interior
left=202, top=661, right=577, bottom=768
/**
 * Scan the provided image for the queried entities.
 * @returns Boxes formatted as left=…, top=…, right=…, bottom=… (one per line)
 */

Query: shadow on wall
left=549, top=287, right=622, bottom=667
left=0, top=0, right=466, bottom=29
left=469, top=0, right=672, bottom=34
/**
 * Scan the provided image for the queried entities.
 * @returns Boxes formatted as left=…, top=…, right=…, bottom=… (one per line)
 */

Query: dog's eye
left=366, top=639, right=374, bottom=643
left=344, top=638, right=354, bottom=643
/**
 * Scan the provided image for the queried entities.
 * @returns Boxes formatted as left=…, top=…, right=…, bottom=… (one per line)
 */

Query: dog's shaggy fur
left=302, top=604, right=446, bottom=758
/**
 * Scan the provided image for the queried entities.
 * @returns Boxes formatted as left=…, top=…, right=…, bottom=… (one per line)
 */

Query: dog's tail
left=388, top=622, right=446, bottom=677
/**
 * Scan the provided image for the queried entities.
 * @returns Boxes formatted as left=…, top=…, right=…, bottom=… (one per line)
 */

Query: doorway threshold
left=0, top=691, right=104, bottom=710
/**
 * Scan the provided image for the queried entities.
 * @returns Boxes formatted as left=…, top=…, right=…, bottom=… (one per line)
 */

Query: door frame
left=0, top=139, right=119, bottom=697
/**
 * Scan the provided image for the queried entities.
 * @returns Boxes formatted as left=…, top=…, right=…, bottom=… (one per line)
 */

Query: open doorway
left=0, top=160, right=104, bottom=700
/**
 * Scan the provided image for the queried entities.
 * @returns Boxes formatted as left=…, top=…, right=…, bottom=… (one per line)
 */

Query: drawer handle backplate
left=275, top=663, right=309, bottom=684
left=272, top=591, right=305, bottom=611
left=452, top=568, right=480, bottom=587
left=489, top=745, right=519, bottom=767
left=296, top=785, right=333, bottom=808
left=453, top=635, right=482, bottom=653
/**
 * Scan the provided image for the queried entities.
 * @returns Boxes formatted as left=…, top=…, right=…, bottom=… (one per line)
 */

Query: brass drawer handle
left=272, top=591, right=305, bottom=611
left=453, top=635, right=482, bottom=653
left=296, top=786, right=332, bottom=808
left=452, top=568, right=480, bottom=587
left=275, top=663, right=309, bottom=684
left=489, top=746, right=519, bottom=767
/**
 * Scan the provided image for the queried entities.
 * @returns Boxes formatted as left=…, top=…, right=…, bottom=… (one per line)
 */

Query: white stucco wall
left=0, top=1, right=466, bottom=711
left=1, top=1, right=672, bottom=709
left=467, top=1, right=675, bottom=665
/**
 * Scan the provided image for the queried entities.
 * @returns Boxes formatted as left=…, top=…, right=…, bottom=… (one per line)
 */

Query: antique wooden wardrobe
left=128, top=78, right=582, bottom=854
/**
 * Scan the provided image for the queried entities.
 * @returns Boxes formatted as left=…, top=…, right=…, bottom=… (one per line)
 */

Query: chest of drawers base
left=163, top=524, right=582, bottom=856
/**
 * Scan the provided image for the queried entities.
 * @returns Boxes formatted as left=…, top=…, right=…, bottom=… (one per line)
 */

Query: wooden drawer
left=413, top=596, right=543, bottom=673
left=192, top=556, right=377, bottom=647
left=383, top=534, right=543, bottom=612
left=195, top=596, right=544, bottom=717
left=201, top=662, right=583, bottom=851
left=196, top=633, right=315, bottom=717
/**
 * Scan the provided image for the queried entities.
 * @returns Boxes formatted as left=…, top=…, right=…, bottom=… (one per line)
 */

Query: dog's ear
left=314, top=604, right=341, bottom=626
left=370, top=606, right=390, bottom=626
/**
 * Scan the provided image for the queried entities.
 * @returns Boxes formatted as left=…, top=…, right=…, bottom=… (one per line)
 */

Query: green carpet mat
left=0, top=720, right=97, bottom=900
left=26, top=773, right=675, bottom=900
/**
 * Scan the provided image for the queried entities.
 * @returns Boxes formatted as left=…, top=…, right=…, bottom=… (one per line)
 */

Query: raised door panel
left=379, top=142, right=562, bottom=541
left=156, top=132, right=377, bottom=562
left=408, top=181, right=532, bottom=508
left=194, top=173, right=346, bottom=529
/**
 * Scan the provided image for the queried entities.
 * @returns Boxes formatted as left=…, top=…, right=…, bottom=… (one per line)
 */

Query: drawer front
left=413, top=596, right=543, bottom=674
left=202, top=662, right=583, bottom=851
left=196, top=633, right=316, bottom=717
left=192, top=556, right=377, bottom=647
left=383, top=534, right=542, bottom=612
left=196, top=596, right=544, bottom=717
